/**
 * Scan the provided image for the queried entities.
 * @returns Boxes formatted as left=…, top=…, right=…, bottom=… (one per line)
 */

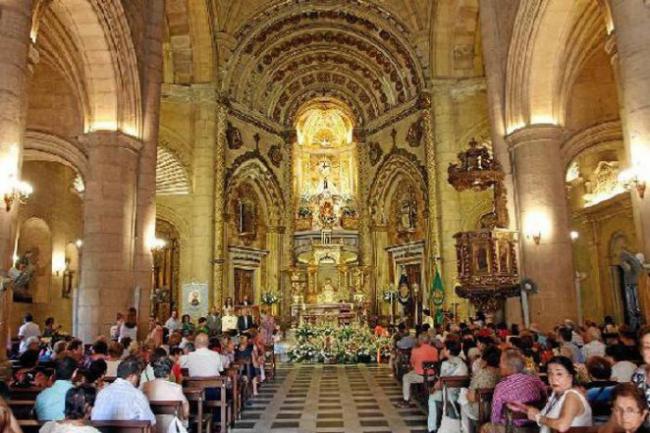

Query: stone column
left=431, top=82, right=464, bottom=315
left=212, top=102, right=228, bottom=307
left=371, top=225, right=389, bottom=314
left=0, top=0, right=33, bottom=361
left=355, top=129, right=372, bottom=268
left=265, top=226, right=284, bottom=294
left=189, top=85, right=216, bottom=305
left=133, top=0, right=164, bottom=334
left=479, top=0, right=523, bottom=322
left=606, top=2, right=650, bottom=258
left=506, top=125, right=577, bottom=329
left=76, top=132, right=141, bottom=342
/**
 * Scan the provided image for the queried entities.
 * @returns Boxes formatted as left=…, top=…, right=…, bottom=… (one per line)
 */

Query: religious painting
left=236, top=199, right=256, bottom=236
left=182, top=282, right=208, bottom=320
left=397, top=187, right=417, bottom=233
left=62, top=259, right=73, bottom=299
left=406, top=116, right=424, bottom=148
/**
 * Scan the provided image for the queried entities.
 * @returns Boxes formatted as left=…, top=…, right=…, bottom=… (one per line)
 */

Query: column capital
left=78, top=130, right=143, bottom=154
left=505, top=124, right=565, bottom=151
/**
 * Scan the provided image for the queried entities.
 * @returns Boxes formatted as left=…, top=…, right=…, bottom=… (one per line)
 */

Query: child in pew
left=40, top=385, right=99, bottom=433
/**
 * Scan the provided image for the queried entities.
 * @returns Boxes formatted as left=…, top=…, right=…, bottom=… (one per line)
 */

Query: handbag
left=167, top=416, right=188, bottom=433
left=438, top=383, right=462, bottom=433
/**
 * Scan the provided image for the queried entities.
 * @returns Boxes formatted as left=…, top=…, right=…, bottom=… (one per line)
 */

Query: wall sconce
left=570, top=230, right=579, bottom=241
left=75, top=239, right=83, bottom=249
left=523, top=210, right=550, bottom=246
left=149, top=237, right=166, bottom=253
left=1, top=175, right=33, bottom=211
left=619, top=166, right=646, bottom=199
left=526, top=231, right=542, bottom=245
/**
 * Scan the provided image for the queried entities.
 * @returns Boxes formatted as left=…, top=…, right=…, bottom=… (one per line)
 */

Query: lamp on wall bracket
left=619, top=166, right=647, bottom=199
left=149, top=237, right=167, bottom=253
left=526, top=231, right=542, bottom=245
left=1, top=175, right=33, bottom=212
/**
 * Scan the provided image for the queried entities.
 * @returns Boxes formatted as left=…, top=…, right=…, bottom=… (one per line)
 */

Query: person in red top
left=397, top=333, right=439, bottom=407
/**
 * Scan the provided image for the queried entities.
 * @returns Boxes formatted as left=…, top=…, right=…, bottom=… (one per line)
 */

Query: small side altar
left=290, top=302, right=360, bottom=327
left=287, top=324, right=391, bottom=364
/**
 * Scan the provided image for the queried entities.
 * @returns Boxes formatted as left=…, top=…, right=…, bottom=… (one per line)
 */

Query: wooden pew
left=17, top=419, right=40, bottom=433
left=184, top=377, right=231, bottom=433
left=183, top=388, right=211, bottom=433
left=224, top=366, right=242, bottom=421
left=93, top=420, right=152, bottom=433
left=9, top=387, right=42, bottom=400
left=8, top=399, right=35, bottom=419
left=567, top=428, right=600, bottom=433
left=476, top=388, right=494, bottom=425
left=149, top=400, right=182, bottom=416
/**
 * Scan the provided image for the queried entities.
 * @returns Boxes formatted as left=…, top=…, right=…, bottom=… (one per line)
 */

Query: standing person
left=39, top=385, right=100, bottom=433
left=507, top=356, right=592, bottom=433
left=18, top=313, right=41, bottom=353
left=146, top=316, right=163, bottom=348
left=237, top=308, right=254, bottom=332
left=43, top=317, right=61, bottom=339
left=206, top=307, right=222, bottom=336
left=164, top=310, right=181, bottom=333
left=223, top=297, right=235, bottom=316
left=235, top=333, right=259, bottom=396
left=259, top=306, right=276, bottom=346
left=110, top=313, right=124, bottom=341
left=119, top=308, right=138, bottom=343
left=91, top=356, right=155, bottom=425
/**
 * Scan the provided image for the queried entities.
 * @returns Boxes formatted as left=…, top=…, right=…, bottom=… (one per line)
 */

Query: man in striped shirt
left=481, top=349, right=546, bottom=433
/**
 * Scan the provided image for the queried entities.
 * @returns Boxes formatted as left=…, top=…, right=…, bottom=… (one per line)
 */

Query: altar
left=290, top=302, right=358, bottom=327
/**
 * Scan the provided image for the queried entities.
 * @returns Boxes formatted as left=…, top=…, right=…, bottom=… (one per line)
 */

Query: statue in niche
left=398, top=188, right=417, bottom=231
left=318, top=278, right=337, bottom=304
left=397, top=271, right=413, bottom=323
left=406, top=117, right=424, bottom=148
left=237, top=199, right=256, bottom=236
left=10, top=249, right=38, bottom=303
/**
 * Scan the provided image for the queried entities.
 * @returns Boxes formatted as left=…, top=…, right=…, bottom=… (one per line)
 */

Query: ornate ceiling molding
left=221, top=1, right=425, bottom=127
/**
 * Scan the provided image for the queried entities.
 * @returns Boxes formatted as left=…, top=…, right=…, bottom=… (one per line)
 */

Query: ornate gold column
left=265, top=226, right=284, bottom=295
left=420, top=92, right=443, bottom=306
left=605, top=2, right=650, bottom=258
left=212, top=100, right=228, bottom=307
left=355, top=129, right=373, bottom=267
left=280, top=131, right=295, bottom=323
left=0, top=0, right=34, bottom=362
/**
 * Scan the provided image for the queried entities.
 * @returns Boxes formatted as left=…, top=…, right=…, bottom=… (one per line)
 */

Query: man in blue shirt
left=35, top=357, right=77, bottom=420
left=91, top=356, right=156, bottom=425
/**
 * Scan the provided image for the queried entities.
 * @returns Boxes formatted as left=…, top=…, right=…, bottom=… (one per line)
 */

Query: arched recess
left=369, top=152, right=428, bottom=244
left=505, top=0, right=608, bottom=132
left=156, top=147, right=191, bottom=195
left=15, top=217, right=52, bottom=304
left=225, top=157, right=285, bottom=229
left=35, top=0, right=142, bottom=136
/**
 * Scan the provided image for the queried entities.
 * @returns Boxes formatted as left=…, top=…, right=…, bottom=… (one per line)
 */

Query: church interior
left=1, top=1, right=650, bottom=433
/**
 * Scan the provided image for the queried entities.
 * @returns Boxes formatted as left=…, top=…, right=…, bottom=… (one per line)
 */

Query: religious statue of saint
left=399, top=191, right=417, bottom=231
left=620, top=249, right=643, bottom=330
left=11, top=249, right=37, bottom=303
left=318, top=278, right=337, bottom=304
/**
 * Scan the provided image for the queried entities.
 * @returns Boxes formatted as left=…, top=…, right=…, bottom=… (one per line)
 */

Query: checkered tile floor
left=231, top=364, right=428, bottom=433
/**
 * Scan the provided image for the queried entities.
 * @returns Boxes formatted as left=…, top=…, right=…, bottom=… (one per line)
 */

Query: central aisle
left=232, top=364, right=428, bottom=433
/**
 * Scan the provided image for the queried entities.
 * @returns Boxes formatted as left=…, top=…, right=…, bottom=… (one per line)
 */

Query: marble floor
left=231, top=364, right=428, bottom=433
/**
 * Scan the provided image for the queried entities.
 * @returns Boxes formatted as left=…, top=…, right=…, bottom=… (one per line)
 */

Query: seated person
left=39, top=385, right=99, bottom=433
left=235, top=333, right=260, bottom=396
left=397, top=334, right=438, bottom=408
left=461, top=345, right=501, bottom=433
left=184, top=333, right=223, bottom=377
left=91, top=356, right=156, bottom=425
left=105, top=341, right=124, bottom=377
left=606, top=344, right=637, bottom=383
left=586, top=356, right=617, bottom=402
left=611, top=383, right=650, bottom=433
left=142, top=355, right=189, bottom=433
left=428, top=338, right=468, bottom=433
left=35, top=357, right=78, bottom=421
left=481, top=349, right=547, bottom=433
left=80, top=360, right=108, bottom=390
left=140, top=348, right=168, bottom=388
left=507, top=356, right=592, bottom=433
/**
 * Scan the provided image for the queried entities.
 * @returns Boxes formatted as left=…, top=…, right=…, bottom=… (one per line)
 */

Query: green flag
left=431, top=262, right=445, bottom=325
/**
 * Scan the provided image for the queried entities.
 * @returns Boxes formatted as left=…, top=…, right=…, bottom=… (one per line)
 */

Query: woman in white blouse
left=508, top=356, right=592, bottom=433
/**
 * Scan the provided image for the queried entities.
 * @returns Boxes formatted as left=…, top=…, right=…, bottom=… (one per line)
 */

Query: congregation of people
left=385, top=311, right=650, bottom=433
left=1, top=298, right=278, bottom=433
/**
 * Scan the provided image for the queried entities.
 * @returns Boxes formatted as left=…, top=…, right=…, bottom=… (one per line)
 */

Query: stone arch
left=369, top=151, right=428, bottom=208
left=505, top=1, right=608, bottom=132
left=15, top=217, right=52, bottom=304
left=156, top=147, right=191, bottom=195
left=226, top=157, right=285, bottom=227
left=36, top=0, right=142, bottom=136
left=561, top=120, right=623, bottom=170
left=23, top=131, right=89, bottom=180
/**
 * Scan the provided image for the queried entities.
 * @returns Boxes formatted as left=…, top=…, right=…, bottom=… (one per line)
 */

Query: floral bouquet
left=261, top=291, right=280, bottom=305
